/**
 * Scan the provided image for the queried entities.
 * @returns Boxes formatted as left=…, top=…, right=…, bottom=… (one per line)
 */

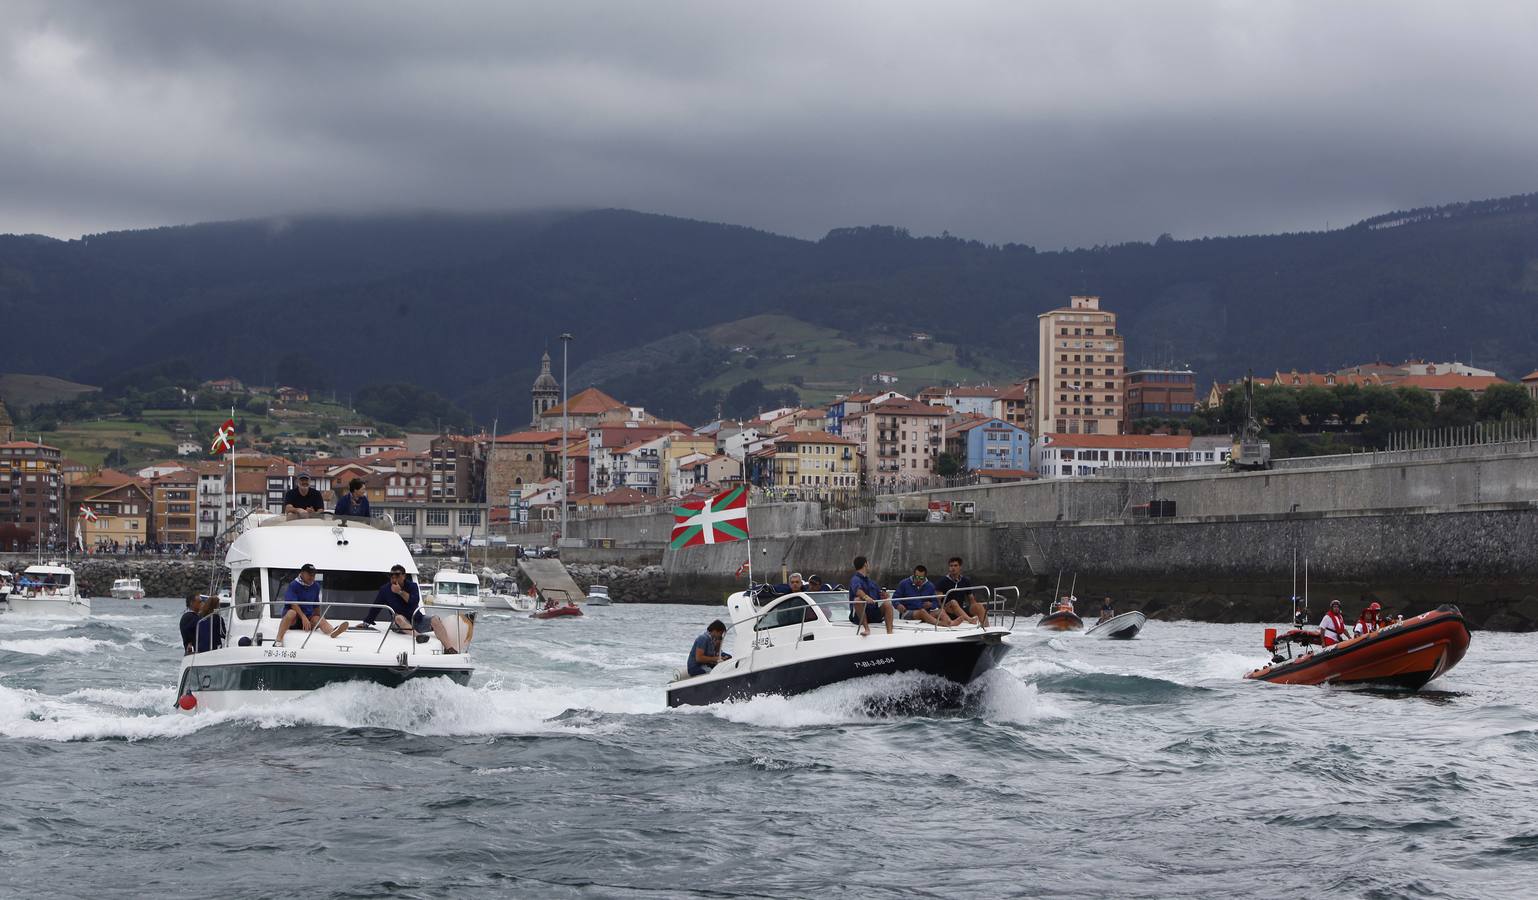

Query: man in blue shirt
left=275, top=563, right=349, bottom=645
left=686, top=620, right=731, bottom=677
left=892, top=564, right=946, bottom=625
left=847, top=555, right=892, bottom=636
left=357, top=565, right=431, bottom=642
left=935, top=556, right=987, bottom=627
left=334, top=478, right=371, bottom=517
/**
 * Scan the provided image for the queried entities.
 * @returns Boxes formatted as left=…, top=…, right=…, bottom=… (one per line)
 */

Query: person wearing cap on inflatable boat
left=1354, top=601, right=1384, bottom=636
left=1319, top=599, right=1350, bottom=646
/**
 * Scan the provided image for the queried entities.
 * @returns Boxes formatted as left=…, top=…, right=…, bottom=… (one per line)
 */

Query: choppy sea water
left=1, top=600, right=1536, bottom=899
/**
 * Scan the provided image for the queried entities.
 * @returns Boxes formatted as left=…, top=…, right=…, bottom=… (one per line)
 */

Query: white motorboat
left=666, top=587, right=1016, bottom=708
left=110, top=577, right=146, bottom=600
left=175, top=513, right=475, bottom=713
left=1084, top=611, right=1146, bottom=640
left=0, top=569, right=12, bottom=609
left=7, top=563, right=91, bottom=617
left=425, top=567, right=486, bottom=614
left=585, top=584, right=612, bottom=606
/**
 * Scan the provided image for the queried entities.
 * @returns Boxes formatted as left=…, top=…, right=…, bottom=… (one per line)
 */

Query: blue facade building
left=952, top=418, right=1032, bottom=472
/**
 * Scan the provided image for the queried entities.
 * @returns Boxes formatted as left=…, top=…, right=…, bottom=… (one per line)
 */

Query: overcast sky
left=4, top=1, right=1537, bottom=247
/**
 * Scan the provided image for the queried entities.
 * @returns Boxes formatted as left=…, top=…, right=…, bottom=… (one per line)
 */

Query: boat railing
left=725, top=585, right=1019, bottom=640
left=190, top=599, right=474, bottom=658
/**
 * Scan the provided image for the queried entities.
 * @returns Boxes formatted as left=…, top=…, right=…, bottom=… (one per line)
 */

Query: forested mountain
left=2, top=193, right=1537, bottom=425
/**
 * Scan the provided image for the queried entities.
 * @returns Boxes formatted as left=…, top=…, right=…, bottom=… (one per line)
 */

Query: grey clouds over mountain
left=4, top=1, right=1537, bottom=246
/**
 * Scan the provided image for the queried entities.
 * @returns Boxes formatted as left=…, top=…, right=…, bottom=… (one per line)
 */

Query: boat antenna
left=1052, top=569, right=1063, bottom=613
left=1304, top=557, right=1310, bottom=622
left=1067, top=572, right=1078, bottom=603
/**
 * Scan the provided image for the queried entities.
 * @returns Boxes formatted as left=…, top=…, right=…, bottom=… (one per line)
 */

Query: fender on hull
left=666, top=638, right=1009, bottom=708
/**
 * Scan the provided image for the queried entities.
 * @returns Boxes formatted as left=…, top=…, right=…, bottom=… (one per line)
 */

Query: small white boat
left=666, top=587, right=1016, bottom=707
left=585, top=584, right=613, bottom=606
left=8, top=563, right=91, bottom=617
left=1084, top=610, right=1146, bottom=640
left=426, top=567, right=486, bottom=614
left=111, top=577, right=146, bottom=600
left=0, top=569, right=12, bottom=609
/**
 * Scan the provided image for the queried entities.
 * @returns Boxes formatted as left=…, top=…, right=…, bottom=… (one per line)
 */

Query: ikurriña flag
left=670, top=485, right=749, bottom=549
left=78, top=504, right=99, bottom=522
left=210, top=418, right=236, bottom=455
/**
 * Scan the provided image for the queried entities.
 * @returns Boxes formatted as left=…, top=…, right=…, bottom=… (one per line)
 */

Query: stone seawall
left=658, top=505, right=1538, bottom=630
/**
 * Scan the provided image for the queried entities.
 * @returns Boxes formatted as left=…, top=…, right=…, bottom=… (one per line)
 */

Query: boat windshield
left=24, top=573, right=71, bottom=588
left=265, top=568, right=404, bottom=620
left=435, top=581, right=479, bottom=597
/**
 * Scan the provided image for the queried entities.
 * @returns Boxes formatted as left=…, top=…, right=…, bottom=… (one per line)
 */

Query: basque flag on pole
left=78, top=504, right=99, bottom=522
left=210, top=418, right=236, bottom=455
left=670, top=485, right=749, bottom=549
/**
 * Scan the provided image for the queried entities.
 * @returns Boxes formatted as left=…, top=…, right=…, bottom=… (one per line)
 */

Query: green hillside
left=0, top=373, right=99, bottom=412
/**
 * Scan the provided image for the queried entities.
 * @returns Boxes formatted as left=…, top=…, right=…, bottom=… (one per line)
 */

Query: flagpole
left=228, top=405, right=236, bottom=541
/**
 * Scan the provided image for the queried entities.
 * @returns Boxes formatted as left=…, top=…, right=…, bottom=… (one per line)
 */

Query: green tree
left=1434, top=388, right=1477, bottom=428
left=1476, top=383, right=1535, bottom=421
left=1333, top=383, right=1366, bottom=425
left=935, top=452, right=965, bottom=478
left=1296, top=386, right=1341, bottom=427
left=245, top=396, right=270, bottom=415
left=1394, top=387, right=1436, bottom=429
left=1254, top=386, right=1300, bottom=430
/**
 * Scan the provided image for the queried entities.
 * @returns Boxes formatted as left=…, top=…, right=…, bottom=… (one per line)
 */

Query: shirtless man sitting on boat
left=275, top=563, right=349, bottom=645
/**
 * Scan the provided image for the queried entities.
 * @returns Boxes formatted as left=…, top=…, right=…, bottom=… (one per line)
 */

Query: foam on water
left=0, top=636, right=119, bottom=656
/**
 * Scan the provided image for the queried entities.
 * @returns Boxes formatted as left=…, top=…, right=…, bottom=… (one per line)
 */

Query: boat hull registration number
left=854, top=657, right=895, bottom=669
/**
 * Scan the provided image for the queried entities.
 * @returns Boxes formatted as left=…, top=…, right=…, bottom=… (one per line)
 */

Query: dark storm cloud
left=3, top=1, right=1537, bottom=245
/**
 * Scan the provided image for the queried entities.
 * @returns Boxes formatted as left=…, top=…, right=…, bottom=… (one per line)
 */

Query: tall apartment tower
left=530, top=350, right=560, bottom=425
left=1037, top=295, right=1126, bottom=437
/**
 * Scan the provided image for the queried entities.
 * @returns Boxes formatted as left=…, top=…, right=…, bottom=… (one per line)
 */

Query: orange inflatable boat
left=1244, top=605, right=1470, bottom=690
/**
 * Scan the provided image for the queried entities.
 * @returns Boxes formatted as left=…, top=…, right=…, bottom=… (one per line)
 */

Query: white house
left=176, top=440, right=202, bottom=457
left=1034, top=434, right=1231, bottom=478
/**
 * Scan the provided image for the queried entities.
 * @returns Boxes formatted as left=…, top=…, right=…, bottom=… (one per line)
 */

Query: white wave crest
left=0, top=636, right=116, bottom=656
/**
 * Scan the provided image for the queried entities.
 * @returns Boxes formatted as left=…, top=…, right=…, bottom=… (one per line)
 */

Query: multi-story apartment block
left=195, top=464, right=227, bottom=546
left=151, top=468, right=199, bottom=547
left=0, top=440, right=63, bottom=549
left=764, top=431, right=859, bottom=501
left=993, top=378, right=1037, bottom=429
left=1037, top=295, right=1125, bottom=437
left=844, top=398, right=947, bottom=489
left=1125, top=369, right=1198, bottom=422
left=946, top=418, right=1032, bottom=473
left=429, top=434, right=485, bottom=503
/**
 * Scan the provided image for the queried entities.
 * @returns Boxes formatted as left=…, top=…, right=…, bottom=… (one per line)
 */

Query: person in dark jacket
left=334, top=478, right=371, bottom=517
left=179, top=592, right=225, bottom=654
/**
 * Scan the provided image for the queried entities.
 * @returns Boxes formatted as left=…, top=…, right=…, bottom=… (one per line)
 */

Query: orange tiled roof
left=541, top=387, right=626, bottom=417
left=776, top=430, right=856, bottom=445
left=870, top=398, right=949, bottom=416
left=495, top=430, right=564, bottom=444
left=1521, top=370, right=1538, bottom=382
left=1395, top=373, right=1505, bottom=392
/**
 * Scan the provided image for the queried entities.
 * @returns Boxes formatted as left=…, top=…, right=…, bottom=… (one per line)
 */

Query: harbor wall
left=659, top=506, right=1538, bottom=629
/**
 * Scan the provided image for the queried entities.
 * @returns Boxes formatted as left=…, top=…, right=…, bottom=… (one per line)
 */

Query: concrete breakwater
left=2, top=556, right=225, bottom=600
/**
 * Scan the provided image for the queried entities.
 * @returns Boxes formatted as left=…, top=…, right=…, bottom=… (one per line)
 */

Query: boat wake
left=683, top=669, right=1065, bottom=728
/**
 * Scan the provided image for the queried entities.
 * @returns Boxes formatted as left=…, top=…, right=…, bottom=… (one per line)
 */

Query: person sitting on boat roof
left=1354, top=602, right=1384, bottom=636
left=179, top=592, right=225, bottom=655
left=686, top=619, right=731, bottom=677
left=935, top=557, right=987, bottom=627
left=1319, top=599, right=1350, bottom=646
left=334, top=478, right=370, bottom=518
left=275, top=563, right=349, bottom=645
left=283, top=475, right=325, bottom=518
left=848, top=556, right=893, bottom=636
left=1097, top=597, right=1115, bottom=625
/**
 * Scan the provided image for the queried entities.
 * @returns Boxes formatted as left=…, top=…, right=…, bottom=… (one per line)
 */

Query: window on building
left=427, top=509, right=450, bottom=526
left=459, top=509, right=481, bottom=526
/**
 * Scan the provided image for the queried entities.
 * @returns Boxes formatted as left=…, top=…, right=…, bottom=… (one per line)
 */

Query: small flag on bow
left=211, top=418, right=236, bottom=455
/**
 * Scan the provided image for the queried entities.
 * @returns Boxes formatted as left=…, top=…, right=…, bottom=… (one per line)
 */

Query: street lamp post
left=560, top=332, right=573, bottom=544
